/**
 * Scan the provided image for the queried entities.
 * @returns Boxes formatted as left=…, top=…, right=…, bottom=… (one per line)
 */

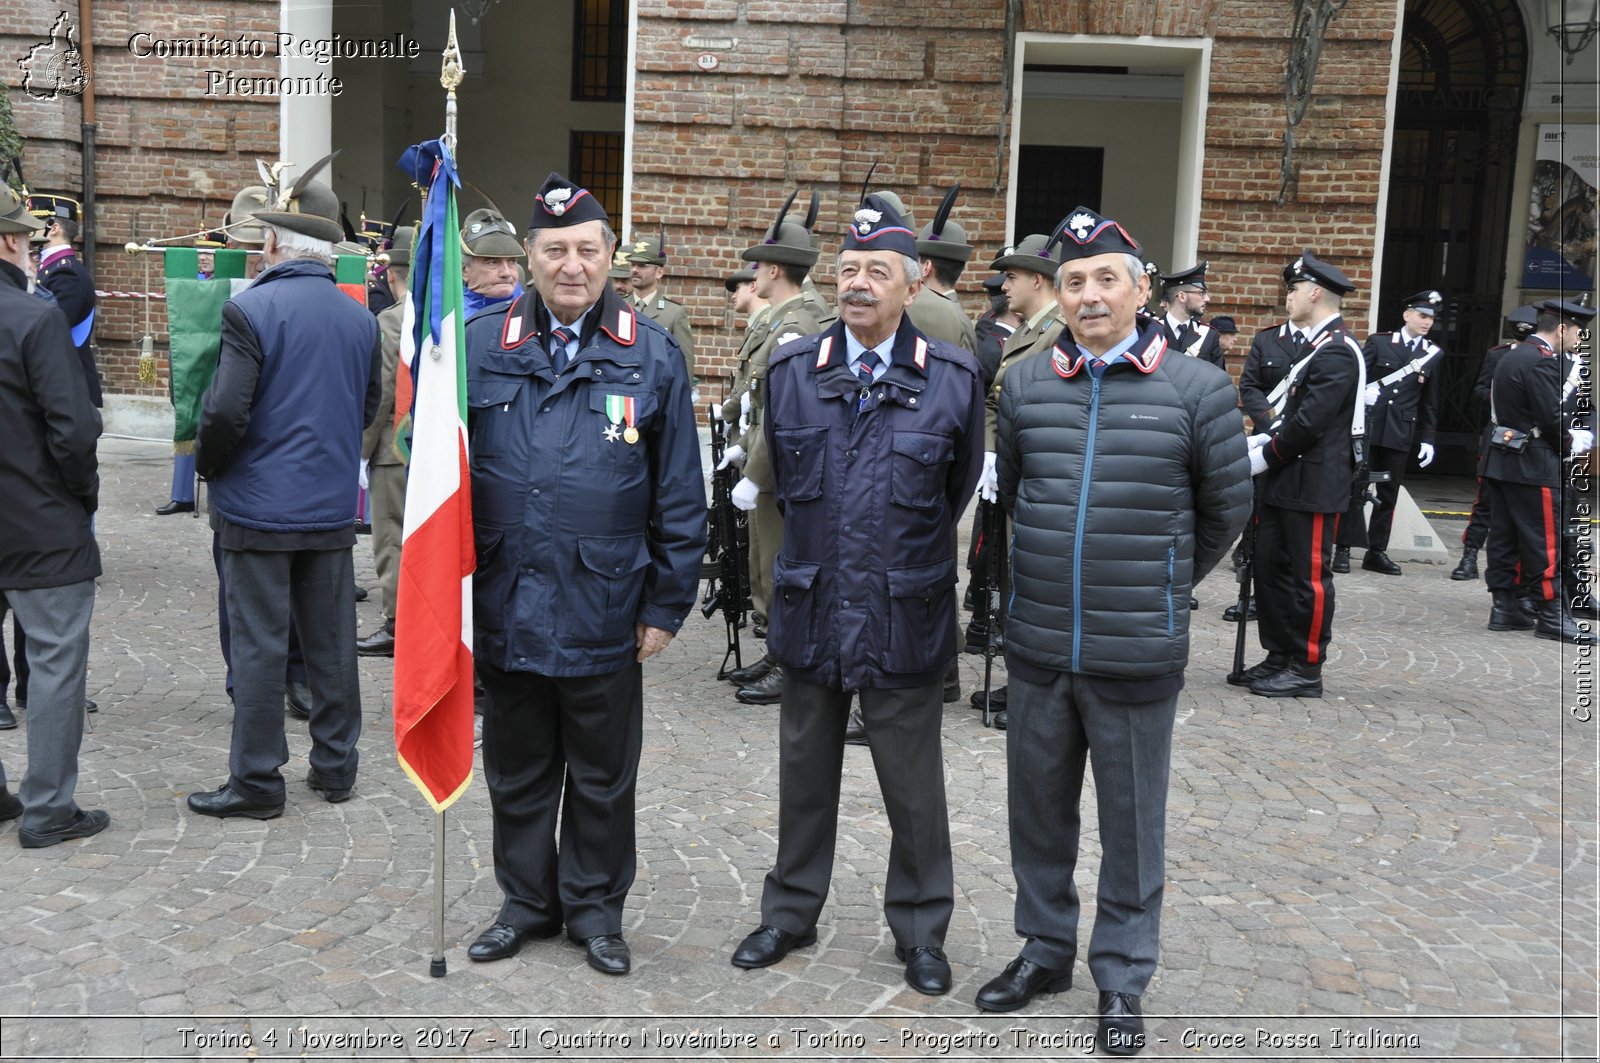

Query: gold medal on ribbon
left=623, top=425, right=639, bottom=445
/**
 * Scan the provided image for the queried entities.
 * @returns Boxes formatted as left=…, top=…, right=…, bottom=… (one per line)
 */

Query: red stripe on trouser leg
left=1306, top=512, right=1326, bottom=665
left=1539, top=487, right=1558, bottom=601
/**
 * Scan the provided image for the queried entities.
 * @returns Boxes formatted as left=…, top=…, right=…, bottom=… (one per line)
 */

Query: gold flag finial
left=441, top=10, right=463, bottom=151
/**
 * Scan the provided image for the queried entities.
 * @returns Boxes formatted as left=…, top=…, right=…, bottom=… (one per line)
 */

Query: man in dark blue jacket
left=0, top=185, right=107, bottom=847
left=979, top=208, right=1250, bottom=1055
left=189, top=161, right=380, bottom=820
left=461, top=174, right=704, bottom=977
left=28, top=194, right=101, bottom=407
left=729, top=195, right=983, bottom=997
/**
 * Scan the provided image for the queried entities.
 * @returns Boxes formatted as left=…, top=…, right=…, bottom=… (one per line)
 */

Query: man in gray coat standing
left=0, top=186, right=107, bottom=847
left=977, top=207, right=1250, bottom=1056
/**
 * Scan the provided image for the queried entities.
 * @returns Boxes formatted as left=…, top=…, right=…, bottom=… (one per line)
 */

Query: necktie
left=550, top=326, right=576, bottom=371
left=856, top=349, right=879, bottom=410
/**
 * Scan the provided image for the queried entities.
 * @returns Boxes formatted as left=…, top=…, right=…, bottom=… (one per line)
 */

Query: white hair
left=1053, top=252, right=1147, bottom=291
left=263, top=222, right=334, bottom=262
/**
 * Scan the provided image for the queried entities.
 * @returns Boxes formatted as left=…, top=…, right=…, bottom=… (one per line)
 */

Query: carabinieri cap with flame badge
left=528, top=172, right=609, bottom=231
left=840, top=192, right=919, bottom=259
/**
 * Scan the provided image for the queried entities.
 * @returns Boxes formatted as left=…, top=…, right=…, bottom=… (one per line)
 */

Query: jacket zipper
left=1071, top=371, right=1101, bottom=671
left=1166, top=544, right=1176, bottom=636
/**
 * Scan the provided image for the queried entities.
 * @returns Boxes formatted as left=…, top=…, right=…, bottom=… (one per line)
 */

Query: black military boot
left=1449, top=547, right=1480, bottom=581
left=1249, top=662, right=1323, bottom=698
left=1488, top=590, right=1537, bottom=632
left=1331, top=546, right=1351, bottom=574
left=1361, top=549, right=1402, bottom=575
left=725, top=652, right=775, bottom=686
left=1227, top=653, right=1288, bottom=687
left=735, top=665, right=784, bottom=705
left=1535, top=599, right=1595, bottom=644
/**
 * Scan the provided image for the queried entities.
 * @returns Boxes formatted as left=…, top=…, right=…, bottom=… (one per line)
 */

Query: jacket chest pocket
left=890, top=430, right=954, bottom=511
left=773, top=426, right=828, bottom=504
left=581, top=388, right=656, bottom=471
left=468, top=378, right=529, bottom=462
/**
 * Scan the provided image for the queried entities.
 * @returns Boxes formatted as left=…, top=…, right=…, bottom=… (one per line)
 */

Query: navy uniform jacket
left=1238, top=322, right=1299, bottom=430
left=763, top=317, right=984, bottom=692
left=1258, top=317, right=1364, bottom=513
left=1363, top=331, right=1442, bottom=450
left=465, top=285, right=705, bottom=678
left=37, top=250, right=102, bottom=407
left=1482, top=338, right=1564, bottom=488
left=1162, top=316, right=1225, bottom=370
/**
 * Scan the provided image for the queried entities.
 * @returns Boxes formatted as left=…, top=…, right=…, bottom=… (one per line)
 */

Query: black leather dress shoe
left=0, top=787, right=21, bottom=822
left=971, top=685, right=1007, bottom=712
left=725, top=653, right=775, bottom=686
left=736, top=665, right=783, bottom=705
left=285, top=680, right=312, bottom=720
left=1226, top=655, right=1287, bottom=687
left=1331, top=546, right=1350, bottom=573
left=356, top=623, right=395, bottom=657
left=0, top=701, right=15, bottom=730
left=1096, top=991, right=1146, bottom=1056
left=582, top=934, right=631, bottom=975
left=353, top=584, right=369, bottom=602
left=187, top=784, right=284, bottom=820
left=992, top=710, right=1006, bottom=730
left=843, top=706, right=867, bottom=746
left=974, top=955, right=1071, bottom=1012
left=18, top=808, right=110, bottom=848
left=306, top=768, right=353, bottom=803
left=85, top=699, right=97, bottom=714
left=1222, top=598, right=1257, bottom=622
left=155, top=499, right=195, bottom=515
left=1250, top=665, right=1322, bottom=699
left=1361, top=549, right=1402, bottom=575
left=1189, top=596, right=1199, bottom=610
left=942, top=672, right=961, bottom=703
left=468, top=922, right=532, bottom=962
left=731, top=924, right=818, bottom=968
left=896, top=945, right=951, bottom=995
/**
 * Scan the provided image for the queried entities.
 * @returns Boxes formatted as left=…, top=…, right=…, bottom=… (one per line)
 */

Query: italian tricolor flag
left=393, top=139, right=475, bottom=811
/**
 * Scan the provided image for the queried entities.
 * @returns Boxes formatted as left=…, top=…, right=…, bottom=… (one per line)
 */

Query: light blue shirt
left=549, top=307, right=593, bottom=368
left=844, top=328, right=893, bottom=383
left=1075, top=328, right=1140, bottom=369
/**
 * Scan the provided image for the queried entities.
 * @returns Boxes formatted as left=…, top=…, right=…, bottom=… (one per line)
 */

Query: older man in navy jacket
left=729, top=194, right=984, bottom=996
left=461, top=175, right=705, bottom=977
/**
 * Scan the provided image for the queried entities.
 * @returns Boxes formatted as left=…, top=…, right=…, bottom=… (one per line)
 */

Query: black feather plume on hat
left=929, top=183, right=960, bottom=240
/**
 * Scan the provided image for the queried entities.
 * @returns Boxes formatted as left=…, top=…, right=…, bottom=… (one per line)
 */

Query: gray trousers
left=0, top=579, right=95, bottom=833
left=1007, top=669, right=1178, bottom=995
left=369, top=462, right=406, bottom=622
left=760, top=675, right=954, bottom=949
left=221, top=547, right=361, bottom=802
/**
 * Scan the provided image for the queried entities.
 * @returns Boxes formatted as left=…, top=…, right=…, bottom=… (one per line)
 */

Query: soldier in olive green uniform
left=913, top=186, right=978, bottom=353
left=719, top=193, right=825, bottom=705
left=628, top=234, right=696, bottom=383
left=969, top=234, right=1066, bottom=726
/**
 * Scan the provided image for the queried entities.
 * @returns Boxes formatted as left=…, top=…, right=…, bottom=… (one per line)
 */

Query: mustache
left=840, top=290, right=881, bottom=307
left=1077, top=306, right=1110, bottom=321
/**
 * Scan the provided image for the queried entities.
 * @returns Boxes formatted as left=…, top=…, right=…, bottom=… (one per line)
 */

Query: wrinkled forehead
left=530, top=219, right=612, bottom=252
left=1058, top=252, right=1134, bottom=283
left=837, top=248, right=903, bottom=274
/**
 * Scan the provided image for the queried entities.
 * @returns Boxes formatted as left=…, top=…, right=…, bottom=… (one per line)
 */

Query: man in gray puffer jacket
left=975, top=207, right=1250, bottom=1057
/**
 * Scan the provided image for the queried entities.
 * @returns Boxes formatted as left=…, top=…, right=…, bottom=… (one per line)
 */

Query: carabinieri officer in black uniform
left=1333, top=288, right=1444, bottom=576
left=462, top=173, right=706, bottom=975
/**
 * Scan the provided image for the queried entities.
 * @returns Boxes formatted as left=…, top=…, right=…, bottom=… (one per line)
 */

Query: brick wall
left=633, top=0, right=1401, bottom=392
left=4, top=0, right=278, bottom=402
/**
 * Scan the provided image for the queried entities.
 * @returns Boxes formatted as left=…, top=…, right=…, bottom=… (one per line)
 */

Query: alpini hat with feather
left=742, top=190, right=821, bottom=269
left=916, top=184, right=974, bottom=264
left=251, top=151, right=345, bottom=244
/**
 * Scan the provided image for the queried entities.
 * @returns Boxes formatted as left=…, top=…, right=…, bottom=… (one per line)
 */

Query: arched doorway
left=1381, top=0, right=1527, bottom=474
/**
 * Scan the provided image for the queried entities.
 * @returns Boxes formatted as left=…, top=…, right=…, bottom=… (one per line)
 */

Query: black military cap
left=253, top=151, right=345, bottom=244
left=989, top=235, right=1060, bottom=279
left=981, top=272, right=1005, bottom=292
left=1050, top=206, right=1142, bottom=262
left=1284, top=250, right=1355, bottom=295
left=25, top=192, right=80, bottom=244
left=1505, top=305, right=1538, bottom=335
left=841, top=193, right=919, bottom=259
left=528, top=172, right=609, bottom=231
left=724, top=265, right=757, bottom=292
left=742, top=190, right=820, bottom=269
left=1209, top=315, right=1238, bottom=334
left=196, top=228, right=228, bottom=249
left=1537, top=298, right=1598, bottom=324
left=916, top=185, right=974, bottom=264
left=1403, top=289, right=1444, bottom=316
left=1160, top=261, right=1208, bottom=291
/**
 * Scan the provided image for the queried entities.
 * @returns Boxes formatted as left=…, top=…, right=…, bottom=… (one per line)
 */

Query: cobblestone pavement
left=0, top=438, right=1594, bottom=1061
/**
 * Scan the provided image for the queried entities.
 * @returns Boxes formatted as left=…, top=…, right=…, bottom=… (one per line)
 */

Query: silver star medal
left=602, top=423, right=621, bottom=443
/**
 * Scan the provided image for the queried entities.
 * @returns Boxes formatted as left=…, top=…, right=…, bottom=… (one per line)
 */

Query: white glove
left=1363, top=383, right=1380, bottom=406
left=358, top=459, right=370, bottom=490
left=1248, top=433, right=1272, bottom=449
left=730, top=476, right=760, bottom=511
left=1248, top=444, right=1268, bottom=477
left=1416, top=442, right=1435, bottom=468
left=711, top=404, right=724, bottom=422
left=977, top=451, right=998, bottom=503
left=717, top=444, right=746, bottom=471
left=1571, top=428, right=1595, bottom=455
left=739, top=390, right=751, bottom=418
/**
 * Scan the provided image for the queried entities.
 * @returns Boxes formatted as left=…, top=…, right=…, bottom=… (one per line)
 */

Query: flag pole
left=427, top=9, right=465, bottom=981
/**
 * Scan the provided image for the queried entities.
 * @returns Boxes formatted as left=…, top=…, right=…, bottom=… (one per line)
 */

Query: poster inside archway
left=1523, top=123, right=1598, bottom=290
